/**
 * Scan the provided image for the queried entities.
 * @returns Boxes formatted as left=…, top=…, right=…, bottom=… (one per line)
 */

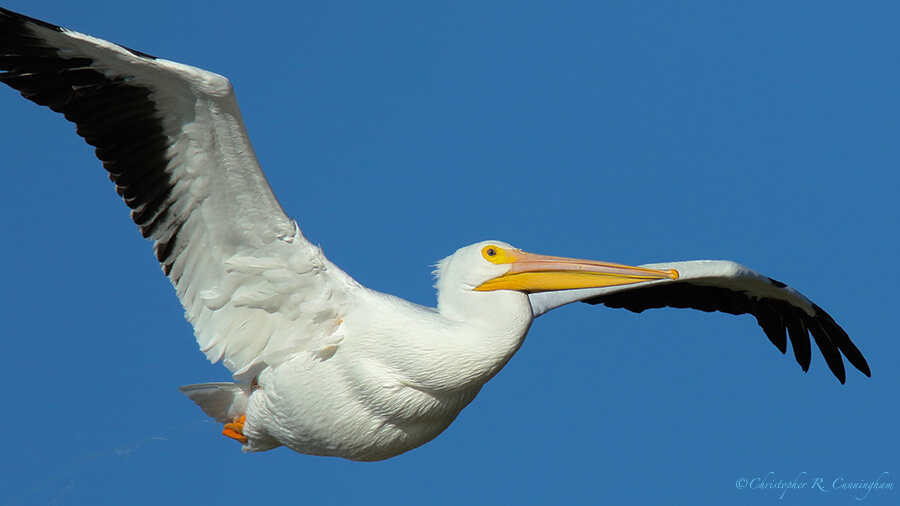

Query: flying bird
left=0, top=8, right=870, bottom=461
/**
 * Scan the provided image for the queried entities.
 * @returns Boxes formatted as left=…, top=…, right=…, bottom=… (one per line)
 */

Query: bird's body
left=0, top=7, right=869, bottom=461
left=236, top=279, right=529, bottom=460
left=202, top=254, right=531, bottom=460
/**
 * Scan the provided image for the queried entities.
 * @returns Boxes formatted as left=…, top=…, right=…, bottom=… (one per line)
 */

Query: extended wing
left=527, top=259, right=869, bottom=383
left=0, top=8, right=356, bottom=379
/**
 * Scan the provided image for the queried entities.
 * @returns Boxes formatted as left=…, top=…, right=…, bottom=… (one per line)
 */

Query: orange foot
left=223, top=415, right=248, bottom=444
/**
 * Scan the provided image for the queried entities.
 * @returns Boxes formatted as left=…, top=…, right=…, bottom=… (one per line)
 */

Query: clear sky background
left=1, top=1, right=897, bottom=504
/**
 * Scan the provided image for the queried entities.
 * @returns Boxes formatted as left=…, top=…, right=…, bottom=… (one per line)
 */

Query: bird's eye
left=482, top=245, right=511, bottom=264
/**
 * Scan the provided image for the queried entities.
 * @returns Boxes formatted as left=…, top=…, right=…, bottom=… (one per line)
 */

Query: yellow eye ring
left=482, top=245, right=515, bottom=264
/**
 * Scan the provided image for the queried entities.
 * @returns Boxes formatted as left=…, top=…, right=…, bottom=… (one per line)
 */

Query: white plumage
left=0, top=8, right=869, bottom=461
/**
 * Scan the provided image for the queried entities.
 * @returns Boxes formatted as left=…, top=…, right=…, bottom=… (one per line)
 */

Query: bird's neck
left=355, top=290, right=533, bottom=395
left=404, top=316, right=532, bottom=396
left=424, top=290, right=534, bottom=392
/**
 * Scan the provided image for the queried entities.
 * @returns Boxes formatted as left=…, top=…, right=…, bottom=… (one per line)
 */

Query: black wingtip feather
left=806, top=317, right=847, bottom=384
left=0, top=7, right=66, bottom=35
left=583, top=281, right=869, bottom=383
left=812, top=304, right=871, bottom=378
left=785, top=313, right=811, bottom=372
left=753, top=299, right=787, bottom=354
left=0, top=7, right=185, bottom=272
left=0, top=7, right=158, bottom=61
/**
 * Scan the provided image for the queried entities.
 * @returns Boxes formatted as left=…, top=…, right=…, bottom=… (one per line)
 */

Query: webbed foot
left=223, top=415, right=248, bottom=444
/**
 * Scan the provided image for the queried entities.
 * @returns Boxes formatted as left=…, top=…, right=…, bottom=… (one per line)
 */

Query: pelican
left=0, top=8, right=869, bottom=462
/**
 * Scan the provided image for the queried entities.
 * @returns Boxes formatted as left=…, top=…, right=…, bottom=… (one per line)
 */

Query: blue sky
left=1, top=1, right=897, bottom=504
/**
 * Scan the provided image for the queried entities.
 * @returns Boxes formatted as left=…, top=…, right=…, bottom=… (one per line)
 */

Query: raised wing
left=528, top=260, right=869, bottom=383
left=0, top=8, right=356, bottom=379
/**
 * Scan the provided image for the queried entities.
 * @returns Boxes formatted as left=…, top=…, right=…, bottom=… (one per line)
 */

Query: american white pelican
left=0, top=8, right=869, bottom=462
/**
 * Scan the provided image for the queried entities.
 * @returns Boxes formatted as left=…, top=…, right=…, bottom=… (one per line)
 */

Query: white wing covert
left=0, top=8, right=357, bottom=379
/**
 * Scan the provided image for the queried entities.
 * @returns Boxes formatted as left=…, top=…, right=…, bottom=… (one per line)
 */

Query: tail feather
left=179, top=382, right=249, bottom=423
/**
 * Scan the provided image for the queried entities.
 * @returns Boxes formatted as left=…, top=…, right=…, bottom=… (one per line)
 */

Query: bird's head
left=434, top=240, right=678, bottom=323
